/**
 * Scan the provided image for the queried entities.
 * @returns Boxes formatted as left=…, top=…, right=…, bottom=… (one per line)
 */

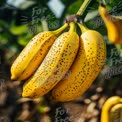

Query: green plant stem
left=76, top=0, right=93, bottom=16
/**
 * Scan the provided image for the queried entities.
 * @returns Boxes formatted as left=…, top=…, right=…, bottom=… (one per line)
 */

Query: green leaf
left=18, top=33, right=32, bottom=46
left=10, top=22, right=28, bottom=35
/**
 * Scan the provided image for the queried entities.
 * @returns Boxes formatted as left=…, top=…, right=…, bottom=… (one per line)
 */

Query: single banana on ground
left=101, top=96, right=122, bottom=122
left=11, top=23, right=68, bottom=81
left=51, top=23, right=106, bottom=102
left=109, top=103, right=122, bottom=122
left=22, top=22, right=79, bottom=98
left=99, top=4, right=122, bottom=44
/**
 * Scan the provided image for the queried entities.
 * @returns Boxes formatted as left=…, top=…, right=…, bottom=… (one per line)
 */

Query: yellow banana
left=99, top=4, right=122, bottom=44
left=109, top=103, right=122, bottom=122
left=11, top=23, right=68, bottom=80
left=22, top=22, right=79, bottom=98
left=101, top=96, right=122, bottom=122
left=51, top=23, right=106, bottom=102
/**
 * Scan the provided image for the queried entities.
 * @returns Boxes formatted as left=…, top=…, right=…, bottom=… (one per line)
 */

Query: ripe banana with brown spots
left=51, top=23, right=106, bottom=102
left=11, top=23, right=68, bottom=81
left=99, top=4, right=122, bottom=44
left=22, top=22, right=79, bottom=98
left=101, top=96, right=122, bottom=122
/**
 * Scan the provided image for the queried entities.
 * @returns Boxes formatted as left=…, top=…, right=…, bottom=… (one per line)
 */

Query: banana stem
left=77, top=23, right=88, bottom=33
left=69, top=22, right=76, bottom=32
left=76, top=0, right=92, bottom=16
left=53, top=23, right=68, bottom=35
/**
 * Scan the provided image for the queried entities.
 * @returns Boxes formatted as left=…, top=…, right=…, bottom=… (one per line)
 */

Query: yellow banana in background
left=51, top=23, right=106, bottom=102
left=99, top=4, right=122, bottom=44
left=109, top=103, right=122, bottom=122
left=22, top=22, right=79, bottom=98
left=11, top=23, right=68, bottom=81
left=101, top=96, right=122, bottom=122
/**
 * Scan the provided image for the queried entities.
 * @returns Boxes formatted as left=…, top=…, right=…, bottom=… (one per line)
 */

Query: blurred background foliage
left=0, top=0, right=122, bottom=69
left=0, top=0, right=122, bottom=122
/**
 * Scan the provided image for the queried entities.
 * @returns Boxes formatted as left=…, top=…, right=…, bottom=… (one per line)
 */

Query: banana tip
left=11, top=75, right=15, bottom=80
left=22, top=90, right=33, bottom=98
left=22, top=92, right=27, bottom=98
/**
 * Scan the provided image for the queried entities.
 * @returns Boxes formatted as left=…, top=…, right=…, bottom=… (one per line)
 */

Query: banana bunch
left=20, top=22, right=79, bottom=98
left=11, top=20, right=106, bottom=101
left=101, top=96, right=122, bottom=122
left=99, top=4, right=122, bottom=44
left=51, top=23, right=106, bottom=102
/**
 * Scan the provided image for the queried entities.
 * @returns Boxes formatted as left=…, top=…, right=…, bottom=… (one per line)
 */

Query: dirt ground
left=0, top=62, right=122, bottom=122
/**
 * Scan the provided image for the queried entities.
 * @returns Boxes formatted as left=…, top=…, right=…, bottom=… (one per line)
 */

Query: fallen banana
left=101, top=96, right=122, bottom=122
left=99, top=4, right=122, bottom=44
left=109, top=103, right=122, bottom=122
left=51, top=23, right=106, bottom=102
left=11, top=23, right=68, bottom=80
left=22, top=22, right=79, bottom=98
